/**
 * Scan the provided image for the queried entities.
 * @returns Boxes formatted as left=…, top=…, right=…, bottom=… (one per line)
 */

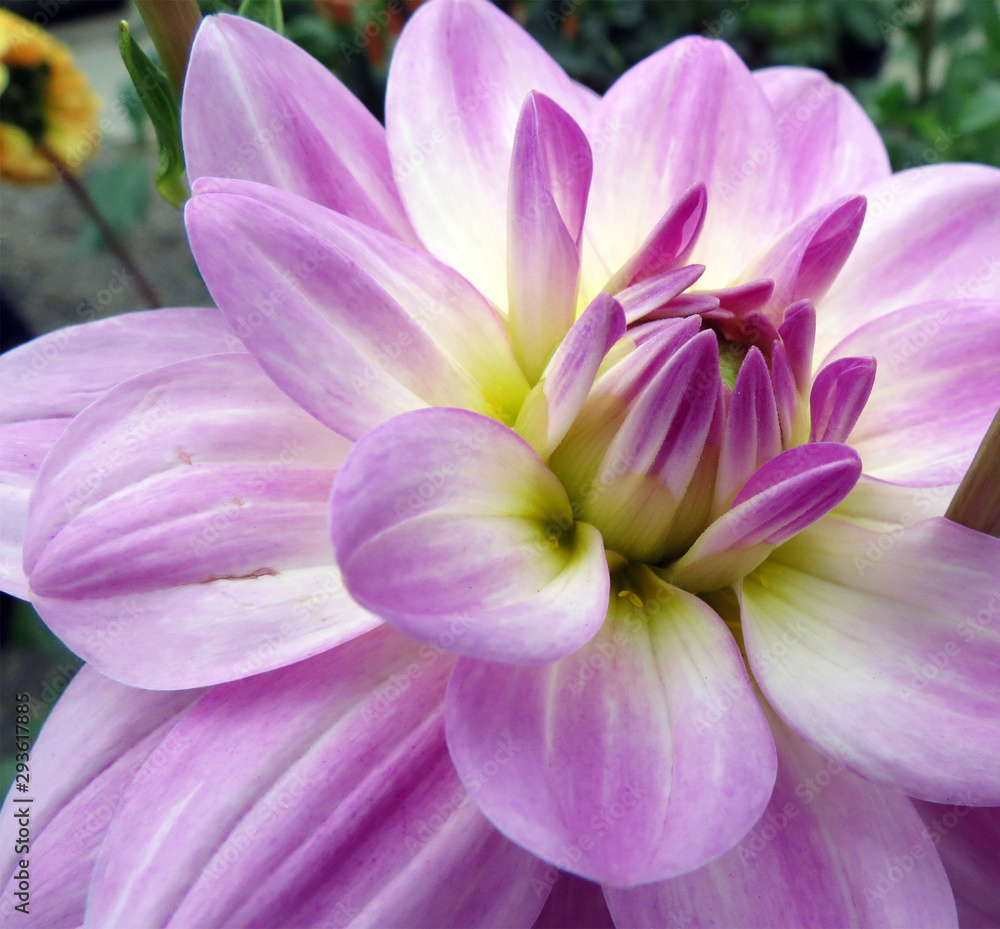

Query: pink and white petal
left=333, top=408, right=608, bottom=664
left=386, top=0, right=591, bottom=307
left=0, top=308, right=238, bottom=597
left=741, top=195, right=866, bottom=315
left=834, top=476, right=955, bottom=532
left=808, top=355, right=876, bottom=444
left=586, top=36, right=792, bottom=291
left=183, top=15, right=417, bottom=243
left=823, top=299, right=1000, bottom=485
left=606, top=716, right=957, bottom=929
left=507, top=93, right=590, bottom=381
left=669, top=443, right=861, bottom=593
left=817, top=164, right=1000, bottom=357
left=743, top=516, right=1000, bottom=805
left=755, top=66, right=891, bottom=216
left=0, top=667, right=204, bottom=926
left=616, top=265, right=706, bottom=324
left=515, top=293, right=626, bottom=459
left=533, top=874, right=614, bottom=929
left=85, top=627, right=550, bottom=929
left=446, top=574, right=775, bottom=887
left=187, top=181, right=528, bottom=440
left=24, top=354, right=378, bottom=690
left=914, top=802, right=1000, bottom=929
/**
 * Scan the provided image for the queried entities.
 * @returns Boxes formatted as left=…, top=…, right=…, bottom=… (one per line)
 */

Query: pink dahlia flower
left=2, top=2, right=1000, bottom=925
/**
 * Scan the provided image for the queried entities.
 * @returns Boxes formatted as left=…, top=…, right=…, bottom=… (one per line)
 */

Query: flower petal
left=515, top=293, right=626, bottom=460
left=743, top=516, right=1000, bottom=804
left=808, top=355, right=876, bottom=444
left=755, top=66, right=891, bottom=216
left=85, top=627, right=550, bottom=929
left=606, top=714, right=957, bottom=929
left=446, top=572, right=775, bottom=886
left=0, top=668, right=203, bottom=928
left=507, top=92, right=591, bottom=381
left=914, top=801, right=1000, bottom=929
left=586, top=36, right=792, bottom=291
left=668, top=443, right=861, bottom=593
left=0, top=308, right=237, bottom=597
left=332, top=408, right=608, bottom=664
left=186, top=180, right=528, bottom=441
left=817, top=164, right=1000, bottom=357
left=183, top=14, right=417, bottom=243
left=823, top=299, right=1000, bottom=485
left=24, top=353, right=378, bottom=689
left=386, top=0, right=591, bottom=307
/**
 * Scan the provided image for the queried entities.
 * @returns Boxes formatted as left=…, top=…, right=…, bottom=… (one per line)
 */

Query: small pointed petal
left=386, top=0, right=591, bottom=307
left=586, top=37, right=793, bottom=290
left=332, top=408, right=609, bottom=664
left=755, top=66, right=891, bottom=216
left=606, top=184, right=707, bottom=292
left=84, top=628, right=551, bottom=929
left=446, top=574, right=775, bottom=887
left=583, top=332, right=721, bottom=563
left=818, top=164, right=1000, bottom=358
left=715, top=348, right=783, bottom=510
left=823, top=299, right=1000, bottom=486
left=516, top=293, right=626, bottom=459
left=777, top=299, right=817, bottom=395
left=607, top=715, right=957, bottom=929
left=0, top=308, right=238, bottom=597
left=507, top=93, right=592, bottom=381
left=743, top=516, right=1000, bottom=804
left=24, top=354, right=379, bottom=689
left=809, top=355, right=876, bottom=443
left=703, top=278, right=774, bottom=315
left=183, top=15, right=417, bottom=243
left=744, top=195, right=866, bottom=314
left=770, top=342, right=801, bottom=446
left=616, top=265, right=706, bottom=324
left=186, top=180, right=529, bottom=440
left=668, top=443, right=861, bottom=592
left=914, top=801, right=1000, bottom=929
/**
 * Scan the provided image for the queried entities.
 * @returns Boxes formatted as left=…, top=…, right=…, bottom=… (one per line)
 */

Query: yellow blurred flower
left=0, top=8, right=101, bottom=184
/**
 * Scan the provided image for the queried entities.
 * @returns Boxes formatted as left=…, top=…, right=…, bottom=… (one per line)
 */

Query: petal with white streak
left=332, top=408, right=609, bottom=664
left=446, top=573, right=775, bottom=886
left=24, top=354, right=379, bottom=690
left=743, top=516, right=1000, bottom=804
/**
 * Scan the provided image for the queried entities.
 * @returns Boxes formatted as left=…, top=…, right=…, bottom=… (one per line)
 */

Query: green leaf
left=118, top=20, right=189, bottom=208
left=958, top=80, right=1000, bottom=135
left=238, top=0, right=283, bottom=34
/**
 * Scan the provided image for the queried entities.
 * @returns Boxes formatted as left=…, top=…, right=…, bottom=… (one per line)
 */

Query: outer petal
left=24, top=354, right=379, bottom=689
left=0, top=668, right=204, bottom=927
left=0, top=308, right=237, bottom=597
left=386, top=0, right=591, bottom=307
left=817, top=164, right=1000, bottom=357
left=823, top=299, right=1000, bottom=485
left=85, top=627, right=550, bottom=929
left=586, top=36, right=792, bottom=292
left=755, top=66, right=891, bottom=215
left=606, top=715, right=957, bottom=929
left=186, top=180, right=528, bottom=441
left=446, top=573, right=776, bottom=886
left=332, top=408, right=609, bottom=664
left=914, top=802, right=1000, bottom=929
left=743, top=516, right=1000, bottom=804
left=183, top=15, right=417, bottom=243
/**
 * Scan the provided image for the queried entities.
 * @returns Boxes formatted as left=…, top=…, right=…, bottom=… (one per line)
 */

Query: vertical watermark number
left=11, top=693, right=32, bottom=915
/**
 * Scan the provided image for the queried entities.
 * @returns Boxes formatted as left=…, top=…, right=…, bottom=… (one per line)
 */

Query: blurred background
left=2, top=0, right=999, bottom=789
